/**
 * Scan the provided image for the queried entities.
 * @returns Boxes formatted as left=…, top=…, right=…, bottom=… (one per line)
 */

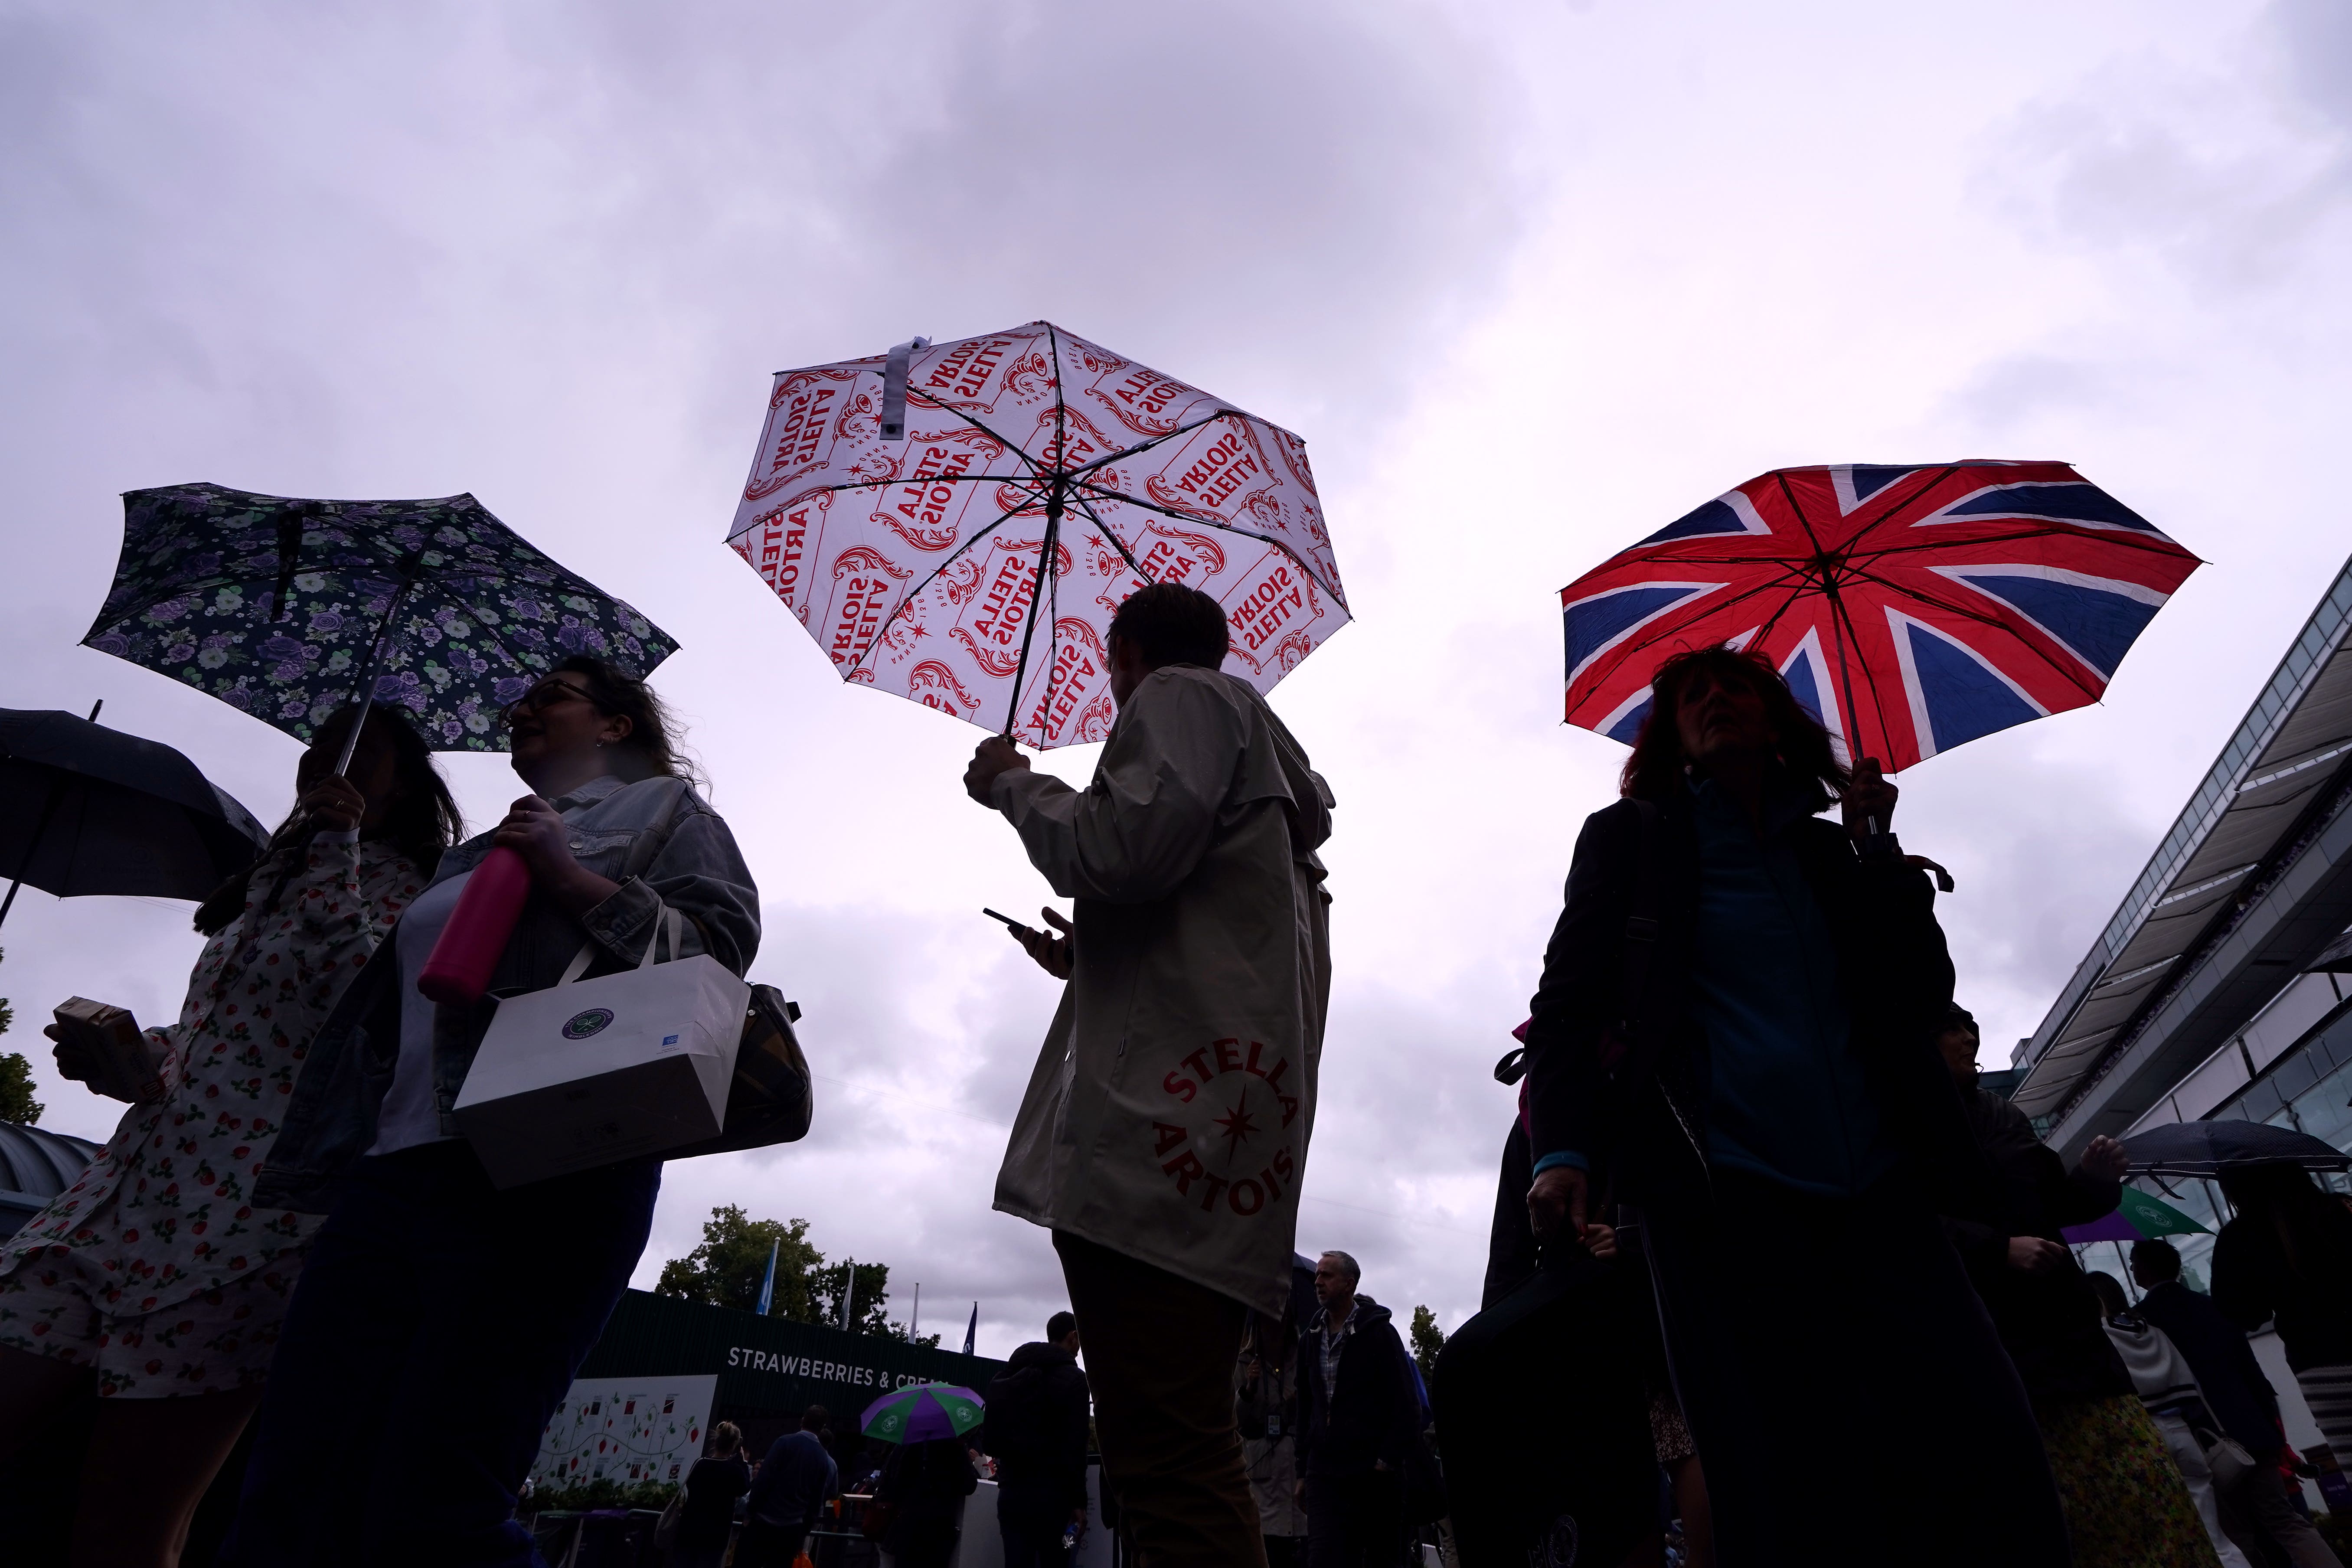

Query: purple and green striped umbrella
left=859, top=1382, right=984, bottom=1444
left=2061, top=1185, right=2208, bottom=1246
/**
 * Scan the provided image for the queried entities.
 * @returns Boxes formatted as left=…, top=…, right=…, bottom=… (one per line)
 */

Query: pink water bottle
left=417, top=846, right=532, bottom=1005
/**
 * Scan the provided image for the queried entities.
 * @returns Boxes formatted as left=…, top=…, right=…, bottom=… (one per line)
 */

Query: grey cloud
left=1975, top=16, right=2350, bottom=292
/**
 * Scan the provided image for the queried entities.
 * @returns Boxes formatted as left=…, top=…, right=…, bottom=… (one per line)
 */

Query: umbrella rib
left=1771, top=470, right=1830, bottom=557
left=1069, top=490, right=1153, bottom=582
left=1846, top=525, right=2202, bottom=567
left=1568, top=574, right=1823, bottom=702
left=1823, top=583, right=1900, bottom=769
left=1842, top=561, right=2105, bottom=704
left=1837, top=464, right=1961, bottom=555
left=840, top=477, right=1054, bottom=683
left=1070, top=479, right=1344, bottom=606
left=901, top=385, right=1042, bottom=478
left=1063, top=410, right=1242, bottom=481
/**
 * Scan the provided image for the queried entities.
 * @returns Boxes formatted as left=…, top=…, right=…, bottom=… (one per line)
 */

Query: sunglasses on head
left=501, top=680, right=597, bottom=728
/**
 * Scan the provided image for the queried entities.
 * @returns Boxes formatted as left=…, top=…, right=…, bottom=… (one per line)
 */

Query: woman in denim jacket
left=224, top=657, right=760, bottom=1566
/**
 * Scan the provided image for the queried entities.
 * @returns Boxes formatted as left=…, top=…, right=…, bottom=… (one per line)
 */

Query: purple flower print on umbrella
left=83, top=483, right=678, bottom=766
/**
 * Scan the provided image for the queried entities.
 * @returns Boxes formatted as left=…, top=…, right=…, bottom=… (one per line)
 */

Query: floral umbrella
left=83, top=483, right=676, bottom=765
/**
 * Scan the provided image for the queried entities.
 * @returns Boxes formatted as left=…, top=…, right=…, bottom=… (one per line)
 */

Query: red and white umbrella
left=726, top=322, right=1348, bottom=747
left=1559, top=461, right=2201, bottom=771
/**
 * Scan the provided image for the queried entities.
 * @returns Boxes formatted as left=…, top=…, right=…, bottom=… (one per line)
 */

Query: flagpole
left=911, top=1282, right=920, bottom=1341
left=842, top=1259, right=855, bottom=1331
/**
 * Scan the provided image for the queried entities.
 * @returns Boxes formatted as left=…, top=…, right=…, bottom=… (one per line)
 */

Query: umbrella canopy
left=2121, top=1119, right=2350, bottom=1178
left=1558, top=462, right=2200, bottom=771
left=2061, top=1185, right=2210, bottom=1246
left=725, top=322, right=1347, bottom=747
left=83, top=484, right=678, bottom=754
left=859, top=1382, right=984, bottom=1444
left=0, top=706, right=268, bottom=926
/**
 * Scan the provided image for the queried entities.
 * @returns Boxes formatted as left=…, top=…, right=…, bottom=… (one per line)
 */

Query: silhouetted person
left=967, top=582, right=1336, bottom=1568
left=987, top=1311, right=1091, bottom=1567
left=1519, top=644, right=2064, bottom=1566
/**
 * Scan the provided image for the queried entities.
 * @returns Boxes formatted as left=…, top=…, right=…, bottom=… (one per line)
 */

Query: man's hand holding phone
left=987, top=907, right=1074, bottom=980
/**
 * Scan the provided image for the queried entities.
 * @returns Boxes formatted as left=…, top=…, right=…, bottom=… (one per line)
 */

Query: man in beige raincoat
left=965, top=581, right=1336, bottom=1568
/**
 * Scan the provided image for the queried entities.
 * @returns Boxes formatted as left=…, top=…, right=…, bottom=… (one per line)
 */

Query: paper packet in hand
left=52, top=998, right=164, bottom=1104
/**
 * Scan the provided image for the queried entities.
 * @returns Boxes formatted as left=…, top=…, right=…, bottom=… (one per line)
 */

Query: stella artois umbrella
left=725, top=322, right=1348, bottom=747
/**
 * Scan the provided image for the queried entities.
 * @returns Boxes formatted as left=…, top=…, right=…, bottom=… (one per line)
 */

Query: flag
left=756, top=1239, right=778, bottom=1317
left=963, top=1303, right=977, bottom=1356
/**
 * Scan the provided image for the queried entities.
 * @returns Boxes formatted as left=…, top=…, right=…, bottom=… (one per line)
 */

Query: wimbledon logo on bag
left=563, top=1008, right=616, bottom=1040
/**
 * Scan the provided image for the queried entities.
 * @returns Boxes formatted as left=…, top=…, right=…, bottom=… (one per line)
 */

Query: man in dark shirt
left=2133, top=1241, right=2341, bottom=1568
left=985, top=1311, right=1093, bottom=1568
left=738, top=1405, right=840, bottom=1568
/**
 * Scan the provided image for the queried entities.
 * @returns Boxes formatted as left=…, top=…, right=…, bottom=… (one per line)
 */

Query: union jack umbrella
left=1560, top=462, right=2200, bottom=771
left=725, top=321, right=1346, bottom=747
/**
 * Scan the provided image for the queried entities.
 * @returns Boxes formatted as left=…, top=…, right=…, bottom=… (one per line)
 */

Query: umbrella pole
left=0, top=701, right=103, bottom=931
left=330, top=582, right=412, bottom=778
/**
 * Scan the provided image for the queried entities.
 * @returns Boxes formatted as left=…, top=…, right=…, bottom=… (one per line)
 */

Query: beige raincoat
left=990, top=665, right=1335, bottom=1313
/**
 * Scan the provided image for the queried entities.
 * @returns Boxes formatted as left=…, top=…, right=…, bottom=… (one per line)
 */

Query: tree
left=654, top=1206, right=825, bottom=1318
left=0, top=947, right=36, bottom=1126
left=1409, top=1304, right=1447, bottom=1384
left=652, top=1206, right=938, bottom=1343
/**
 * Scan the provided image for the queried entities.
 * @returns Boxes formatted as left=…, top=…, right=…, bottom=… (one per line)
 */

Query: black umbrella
left=0, top=703, right=269, bottom=928
left=2120, top=1118, right=2350, bottom=1178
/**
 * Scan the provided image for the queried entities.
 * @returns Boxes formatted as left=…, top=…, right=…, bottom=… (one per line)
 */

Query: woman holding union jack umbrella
left=1518, top=461, right=2200, bottom=1566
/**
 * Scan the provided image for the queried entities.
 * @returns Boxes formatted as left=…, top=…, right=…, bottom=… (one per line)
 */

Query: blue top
left=1686, top=774, right=1889, bottom=1196
left=745, top=1429, right=839, bottom=1532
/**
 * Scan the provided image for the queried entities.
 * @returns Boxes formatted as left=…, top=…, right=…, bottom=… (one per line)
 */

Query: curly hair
left=1618, top=643, right=1853, bottom=807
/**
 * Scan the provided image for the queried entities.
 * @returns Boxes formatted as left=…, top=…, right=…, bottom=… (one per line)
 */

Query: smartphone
left=983, top=908, right=1037, bottom=938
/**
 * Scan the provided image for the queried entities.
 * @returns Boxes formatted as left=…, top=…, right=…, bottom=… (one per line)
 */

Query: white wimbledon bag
left=453, top=910, right=749, bottom=1189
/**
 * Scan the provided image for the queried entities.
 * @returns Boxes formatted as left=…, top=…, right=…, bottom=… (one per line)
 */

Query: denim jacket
left=255, top=773, right=761, bottom=1212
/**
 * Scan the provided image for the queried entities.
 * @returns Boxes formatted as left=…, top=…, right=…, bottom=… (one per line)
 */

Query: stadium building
left=2011, top=550, right=2352, bottom=1448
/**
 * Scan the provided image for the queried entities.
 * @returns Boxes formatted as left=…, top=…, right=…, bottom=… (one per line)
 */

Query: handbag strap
left=553, top=905, right=686, bottom=987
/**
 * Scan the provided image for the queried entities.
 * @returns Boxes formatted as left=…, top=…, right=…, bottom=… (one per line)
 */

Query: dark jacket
left=2212, top=1202, right=2352, bottom=1372
left=745, top=1428, right=838, bottom=1533
left=1944, top=1084, right=2131, bottom=1401
left=1485, top=1120, right=1542, bottom=1310
left=1521, top=790, right=1982, bottom=1214
left=256, top=774, right=760, bottom=1212
left=2136, top=1279, right=2285, bottom=1456
left=1296, top=1295, right=1418, bottom=1478
left=984, top=1341, right=1091, bottom=1508
left=677, top=1454, right=751, bottom=1548
left=879, top=1437, right=979, bottom=1548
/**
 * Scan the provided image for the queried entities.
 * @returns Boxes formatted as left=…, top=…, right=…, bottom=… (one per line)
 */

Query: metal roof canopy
left=2016, top=555, right=2352, bottom=1153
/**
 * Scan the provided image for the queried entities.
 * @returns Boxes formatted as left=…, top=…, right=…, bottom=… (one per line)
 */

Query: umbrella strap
left=879, top=336, right=932, bottom=442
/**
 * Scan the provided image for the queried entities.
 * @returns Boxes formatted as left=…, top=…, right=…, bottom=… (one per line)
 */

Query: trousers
left=1305, top=1470, right=1402, bottom=1568
left=222, top=1142, right=660, bottom=1566
left=1641, top=1170, right=2069, bottom=1568
left=1054, top=1230, right=1264, bottom=1568
left=2152, top=1410, right=2256, bottom=1568
left=2205, top=1435, right=2345, bottom=1568
left=999, top=1477, right=1074, bottom=1568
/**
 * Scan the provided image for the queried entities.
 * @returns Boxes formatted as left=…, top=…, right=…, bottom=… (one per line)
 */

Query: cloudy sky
left=3, top=0, right=2348, bottom=1354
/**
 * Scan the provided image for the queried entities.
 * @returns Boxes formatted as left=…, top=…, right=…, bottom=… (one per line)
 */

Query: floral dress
left=0, top=831, right=422, bottom=1395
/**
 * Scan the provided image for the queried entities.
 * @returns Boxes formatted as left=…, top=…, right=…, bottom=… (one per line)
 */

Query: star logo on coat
left=1214, top=1099, right=1259, bottom=1155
